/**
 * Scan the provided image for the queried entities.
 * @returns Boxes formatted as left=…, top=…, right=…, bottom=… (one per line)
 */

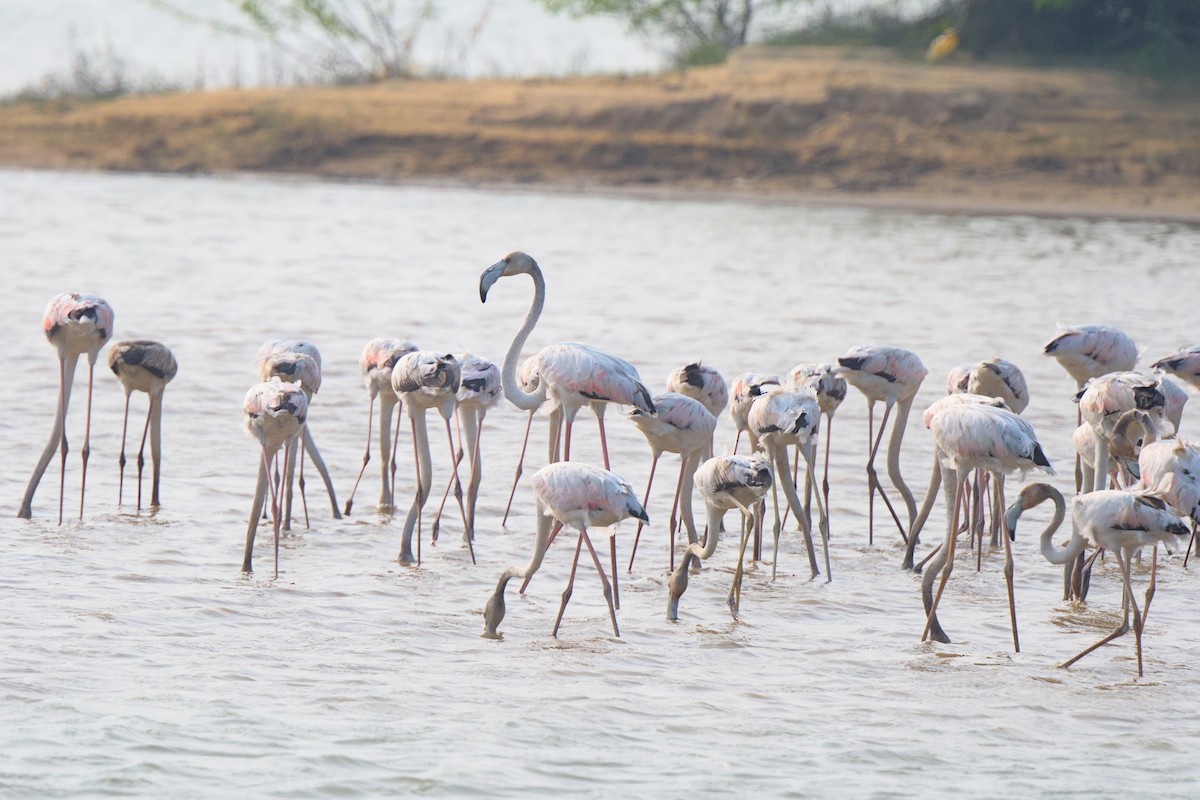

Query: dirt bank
left=2, top=47, right=1199, bottom=220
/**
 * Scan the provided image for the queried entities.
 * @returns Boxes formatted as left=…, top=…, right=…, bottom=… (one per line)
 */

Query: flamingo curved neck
left=1036, top=491, right=1080, bottom=565
left=502, top=268, right=550, bottom=412
left=886, top=397, right=919, bottom=525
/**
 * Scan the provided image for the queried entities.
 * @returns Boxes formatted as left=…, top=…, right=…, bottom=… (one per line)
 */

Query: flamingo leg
left=800, top=442, right=831, bottom=582
left=732, top=429, right=742, bottom=455
left=768, top=443, right=783, bottom=574
left=1059, top=549, right=1136, bottom=672
left=866, top=400, right=875, bottom=544
left=626, top=452, right=659, bottom=572
left=297, top=433, right=310, bottom=529
left=597, top=413, right=611, bottom=471
left=1140, top=545, right=1158, bottom=637
left=822, top=414, right=833, bottom=537
left=465, top=411, right=485, bottom=542
left=551, top=528, right=587, bottom=638
left=581, top=528, right=619, bottom=636
left=996, top=474, right=1019, bottom=653
left=78, top=356, right=96, bottom=522
left=388, top=401, right=403, bottom=519
left=502, top=409, right=535, bottom=527
left=274, top=442, right=293, bottom=578
left=430, top=411, right=462, bottom=543
left=117, top=392, right=131, bottom=508
left=1184, top=520, right=1197, bottom=568
left=445, top=414, right=471, bottom=547
left=134, top=398, right=152, bottom=512
left=772, top=443, right=819, bottom=580
left=58, top=355, right=71, bottom=526
left=343, top=394, right=375, bottom=516
left=609, top=526, right=620, bottom=609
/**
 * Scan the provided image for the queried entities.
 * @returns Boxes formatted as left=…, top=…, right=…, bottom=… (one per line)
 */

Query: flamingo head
left=480, top=251, right=539, bottom=302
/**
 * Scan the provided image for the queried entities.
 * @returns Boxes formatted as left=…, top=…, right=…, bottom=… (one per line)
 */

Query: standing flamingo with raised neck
left=109, top=340, right=178, bottom=511
left=901, top=392, right=1009, bottom=571
left=19, top=292, right=114, bottom=523
left=1006, top=483, right=1190, bottom=676
left=625, top=392, right=717, bottom=573
left=392, top=351, right=466, bottom=566
left=478, top=251, right=655, bottom=469
left=241, top=378, right=308, bottom=577
left=666, top=453, right=773, bottom=622
left=256, top=340, right=341, bottom=522
left=920, top=403, right=1054, bottom=651
left=748, top=386, right=830, bottom=581
left=666, top=361, right=728, bottom=457
left=837, top=344, right=927, bottom=545
left=344, top=337, right=418, bottom=516
left=1043, top=324, right=1138, bottom=491
left=483, top=461, right=647, bottom=639
left=728, top=373, right=781, bottom=454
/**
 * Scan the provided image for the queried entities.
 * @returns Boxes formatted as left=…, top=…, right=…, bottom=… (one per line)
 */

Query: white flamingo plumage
left=108, top=340, right=178, bottom=511
left=1076, top=372, right=1166, bottom=493
left=946, top=363, right=971, bottom=394
left=482, top=461, right=648, bottom=638
left=1153, top=346, right=1200, bottom=392
left=966, top=357, right=1029, bottom=414
left=666, top=361, right=728, bottom=458
left=344, top=337, right=418, bottom=516
left=625, top=392, right=717, bottom=573
left=666, top=454, right=773, bottom=621
left=256, top=340, right=341, bottom=522
left=241, top=377, right=308, bottom=577
left=728, top=372, right=781, bottom=454
left=1138, top=438, right=1200, bottom=562
left=479, top=252, right=654, bottom=471
left=921, top=403, right=1054, bottom=650
left=837, top=344, right=927, bottom=545
left=19, top=292, right=114, bottom=523
left=748, top=386, right=830, bottom=581
left=1006, top=483, right=1189, bottom=676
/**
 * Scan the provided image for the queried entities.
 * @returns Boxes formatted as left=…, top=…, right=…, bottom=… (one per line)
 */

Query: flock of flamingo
left=19, top=253, right=1200, bottom=677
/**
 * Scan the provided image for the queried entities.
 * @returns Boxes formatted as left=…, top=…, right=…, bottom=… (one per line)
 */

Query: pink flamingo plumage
left=19, top=292, right=114, bottom=523
left=482, top=461, right=648, bottom=639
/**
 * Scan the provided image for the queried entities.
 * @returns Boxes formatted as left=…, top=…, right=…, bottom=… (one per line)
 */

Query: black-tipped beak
left=1004, top=503, right=1021, bottom=541
left=631, top=503, right=650, bottom=523
left=479, top=262, right=505, bottom=303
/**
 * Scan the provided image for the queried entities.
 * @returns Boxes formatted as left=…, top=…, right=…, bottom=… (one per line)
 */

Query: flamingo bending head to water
left=109, top=340, right=178, bottom=512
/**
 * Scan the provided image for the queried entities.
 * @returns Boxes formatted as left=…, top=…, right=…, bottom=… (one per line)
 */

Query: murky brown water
left=2, top=168, right=1199, bottom=797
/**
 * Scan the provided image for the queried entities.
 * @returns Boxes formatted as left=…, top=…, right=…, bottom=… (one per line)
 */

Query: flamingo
left=837, top=344, right=927, bottom=544
left=921, top=403, right=1054, bottom=651
left=1138, top=439, right=1200, bottom=563
left=901, top=392, right=1009, bottom=571
left=1076, top=372, right=1166, bottom=494
left=259, top=349, right=324, bottom=530
left=431, top=353, right=501, bottom=543
left=1005, top=483, right=1190, bottom=676
left=1074, top=410, right=1157, bottom=492
left=666, top=361, right=728, bottom=457
left=108, top=340, right=178, bottom=511
left=392, top=351, right=467, bottom=565
left=666, top=454, right=773, bottom=621
left=19, top=292, right=115, bottom=523
left=344, top=337, right=418, bottom=516
left=478, top=251, right=655, bottom=471
left=625, top=392, right=717, bottom=573
left=482, top=461, right=648, bottom=639
left=256, top=340, right=341, bottom=521
left=966, top=357, right=1029, bottom=414
left=1153, top=346, right=1200, bottom=392
left=748, top=386, right=830, bottom=581
left=728, top=373, right=781, bottom=454
left=241, top=377, right=308, bottom=577
left=946, top=363, right=971, bottom=394
left=1044, top=324, right=1138, bottom=491
left=1160, top=375, right=1188, bottom=435
left=789, top=363, right=847, bottom=536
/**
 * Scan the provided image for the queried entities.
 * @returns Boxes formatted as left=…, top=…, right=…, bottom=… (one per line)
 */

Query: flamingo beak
left=479, top=262, right=505, bottom=302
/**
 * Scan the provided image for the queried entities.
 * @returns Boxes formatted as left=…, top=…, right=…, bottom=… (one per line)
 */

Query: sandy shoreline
left=3, top=46, right=1199, bottom=223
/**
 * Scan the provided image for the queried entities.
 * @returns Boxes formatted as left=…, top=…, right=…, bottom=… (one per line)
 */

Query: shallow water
left=1, top=168, right=1200, bottom=797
